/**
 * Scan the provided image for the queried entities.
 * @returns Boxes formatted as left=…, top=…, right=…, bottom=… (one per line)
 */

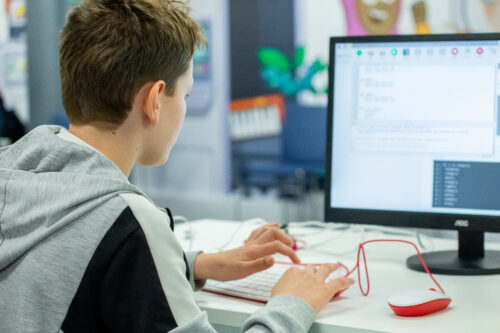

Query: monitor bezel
left=325, top=33, right=500, bottom=233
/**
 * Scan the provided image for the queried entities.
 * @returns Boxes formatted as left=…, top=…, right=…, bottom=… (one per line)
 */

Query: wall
left=26, top=0, right=75, bottom=128
left=229, top=0, right=295, bottom=100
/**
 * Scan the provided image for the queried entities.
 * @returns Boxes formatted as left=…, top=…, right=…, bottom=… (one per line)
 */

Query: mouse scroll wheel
left=428, top=288, right=437, bottom=291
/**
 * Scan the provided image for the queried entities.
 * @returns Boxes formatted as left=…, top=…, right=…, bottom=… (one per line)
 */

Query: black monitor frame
left=325, top=33, right=500, bottom=275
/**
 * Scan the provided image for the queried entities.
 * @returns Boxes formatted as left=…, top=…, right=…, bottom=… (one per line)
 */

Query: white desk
left=174, top=220, right=500, bottom=333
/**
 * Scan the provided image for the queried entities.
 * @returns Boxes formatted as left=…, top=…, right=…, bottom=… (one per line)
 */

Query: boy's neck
left=68, top=124, right=140, bottom=177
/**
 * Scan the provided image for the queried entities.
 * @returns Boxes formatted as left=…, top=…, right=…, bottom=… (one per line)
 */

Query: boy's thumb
left=264, top=256, right=274, bottom=266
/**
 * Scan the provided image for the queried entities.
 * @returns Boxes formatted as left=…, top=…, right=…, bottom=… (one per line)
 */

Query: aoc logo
left=454, top=220, right=469, bottom=228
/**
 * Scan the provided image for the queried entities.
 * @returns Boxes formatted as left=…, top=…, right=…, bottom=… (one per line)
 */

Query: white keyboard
left=203, top=262, right=347, bottom=303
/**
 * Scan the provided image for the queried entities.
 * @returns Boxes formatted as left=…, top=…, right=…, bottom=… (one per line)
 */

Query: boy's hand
left=194, top=223, right=299, bottom=281
left=271, top=263, right=355, bottom=314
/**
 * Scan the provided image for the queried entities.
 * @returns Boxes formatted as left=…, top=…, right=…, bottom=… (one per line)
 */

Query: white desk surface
left=174, top=220, right=500, bottom=333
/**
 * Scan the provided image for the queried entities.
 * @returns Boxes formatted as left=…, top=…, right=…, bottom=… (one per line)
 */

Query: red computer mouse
left=388, top=289, right=451, bottom=316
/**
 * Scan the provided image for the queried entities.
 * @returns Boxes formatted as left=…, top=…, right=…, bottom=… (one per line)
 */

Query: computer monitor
left=325, top=33, right=500, bottom=276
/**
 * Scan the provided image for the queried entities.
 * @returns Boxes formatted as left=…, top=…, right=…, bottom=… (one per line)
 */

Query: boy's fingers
left=304, top=264, right=317, bottom=273
left=251, top=241, right=301, bottom=264
left=257, top=228, right=294, bottom=248
left=273, top=228, right=294, bottom=247
left=316, top=263, right=339, bottom=280
left=327, top=277, right=355, bottom=292
left=241, top=256, right=275, bottom=275
left=249, top=223, right=279, bottom=240
left=249, top=227, right=266, bottom=240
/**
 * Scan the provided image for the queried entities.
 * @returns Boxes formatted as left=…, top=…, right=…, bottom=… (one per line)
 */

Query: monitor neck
left=407, top=230, right=500, bottom=275
left=459, top=230, right=484, bottom=260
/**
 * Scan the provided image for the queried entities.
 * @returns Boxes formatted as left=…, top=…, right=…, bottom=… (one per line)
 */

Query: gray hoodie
left=0, top=125, right=316, bottom=333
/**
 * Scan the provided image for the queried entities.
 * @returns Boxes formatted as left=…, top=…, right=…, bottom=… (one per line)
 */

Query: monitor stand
left=407, top=230, right=500, bottom=275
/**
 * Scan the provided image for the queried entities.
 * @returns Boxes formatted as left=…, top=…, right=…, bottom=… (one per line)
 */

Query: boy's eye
left=185, top=94, right=190, bottom=100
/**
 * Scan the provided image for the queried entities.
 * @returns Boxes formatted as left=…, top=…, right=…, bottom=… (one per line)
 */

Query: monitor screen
left=328, top=35, right=500, bottom=224
left=326, top=34, right=500, bottom=275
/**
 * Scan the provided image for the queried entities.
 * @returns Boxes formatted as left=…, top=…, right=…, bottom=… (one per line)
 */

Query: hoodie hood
left=0, top=125, right=144, bottom=270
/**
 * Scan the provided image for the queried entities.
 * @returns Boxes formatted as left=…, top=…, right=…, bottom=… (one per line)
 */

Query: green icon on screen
left=357, top=50, right=362, bottom=56
left=391, top=49, right=398, bottom=56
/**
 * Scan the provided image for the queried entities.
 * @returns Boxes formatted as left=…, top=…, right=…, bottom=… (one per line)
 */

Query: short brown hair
left=59, top=0, right=206, bottom=126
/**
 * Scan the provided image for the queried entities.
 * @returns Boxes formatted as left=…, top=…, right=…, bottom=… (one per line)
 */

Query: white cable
left=217, top=217, right=268, bottom=251
left=362, top=225, right=417, bottom=236
left=364, top=225, right=434, bottom=250
left=285, top=220, right=434, bottom=255
left=304, top=226, right=354, bottom=249
left=288, top=221, right=421, bottom=238
left=288, top=223, right=363, bottom=255
left=286, top=222, right=352, bottom=249
left=174, top=216, right=268, bottom=252
left=416, top=229, right=434, bottom=251
left=307, top=226, right=366, bottom=256
left=285, top=221, right=348, bottom=237
left=416, top=230, right=425, bottom=250
left=288, top=221, right=348, bottom=229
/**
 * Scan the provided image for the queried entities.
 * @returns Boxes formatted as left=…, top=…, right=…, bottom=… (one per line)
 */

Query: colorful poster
left=6, top=0, right=26, bottom=39
left=341, top=0, right=401, bottom=36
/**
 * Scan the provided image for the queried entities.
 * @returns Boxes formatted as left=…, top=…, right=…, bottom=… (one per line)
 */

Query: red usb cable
left=345, top=239, right=446, bottom=296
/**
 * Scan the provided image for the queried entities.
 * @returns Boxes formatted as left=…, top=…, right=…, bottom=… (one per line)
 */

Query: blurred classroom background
left=1, top=0, right=499, bottom=223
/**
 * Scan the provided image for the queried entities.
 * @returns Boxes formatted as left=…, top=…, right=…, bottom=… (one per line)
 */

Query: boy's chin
left=138, top=152, right=170, bottom=167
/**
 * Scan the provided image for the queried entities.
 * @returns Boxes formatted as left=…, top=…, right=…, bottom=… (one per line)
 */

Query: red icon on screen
left=477, top=47, right=484, bottom=55
left=451, top=48, right=458, bottom=55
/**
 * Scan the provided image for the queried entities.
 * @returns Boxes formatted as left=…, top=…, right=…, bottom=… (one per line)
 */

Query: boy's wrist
left=193, top=252, right=217, bottom=281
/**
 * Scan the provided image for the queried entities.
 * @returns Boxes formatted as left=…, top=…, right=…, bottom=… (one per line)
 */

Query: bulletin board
left=0, top=0, right=28, bottom=123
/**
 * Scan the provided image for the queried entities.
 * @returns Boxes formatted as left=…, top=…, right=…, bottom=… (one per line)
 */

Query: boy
left=0, top=0, right=354, bottom=332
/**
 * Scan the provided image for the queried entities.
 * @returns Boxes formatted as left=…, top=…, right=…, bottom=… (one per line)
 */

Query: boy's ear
left=144, top=80, right=166, bottom=125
